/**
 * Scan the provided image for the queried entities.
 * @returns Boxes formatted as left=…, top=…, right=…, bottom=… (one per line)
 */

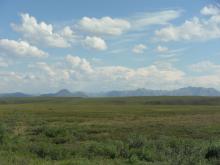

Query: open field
left=0, top=96, right=219, bottom=164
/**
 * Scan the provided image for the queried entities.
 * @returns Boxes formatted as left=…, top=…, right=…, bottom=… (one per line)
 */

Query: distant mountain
left=169, top=87, right=220, bottom=96
left=0, top=92, right=31, bottom=97
left=71, top=91, right=88, bottom=97
left=105, top=89, right=165, bottom=97
left=41, top=89, right=87, bottom=97
left=0, top=87, right=220, bottom=98
left=43, top=89, right=73, bottom=97
left=103, top=87, right=220, bottom=97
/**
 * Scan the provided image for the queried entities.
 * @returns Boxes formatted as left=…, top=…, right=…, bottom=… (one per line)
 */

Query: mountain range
left=40, top=89, right=87, bottom=97
left=1, top=87, right=220, bottom=98
left=103, top=87, right=220, bottom=97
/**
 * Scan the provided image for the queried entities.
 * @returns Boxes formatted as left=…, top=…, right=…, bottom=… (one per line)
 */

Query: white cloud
left=131, top=10, right=181, bottom=30
left=132, top=44, right=147, bottom=54
left=79, top=16, right=131, bottom=36
left=0, top=39, right=48, bottom=58
left=155, top=5, right=220, bottom=42
left=51, top=61, right=184, bottom=91
left=28, top=55, right=94, bottom=87
left=3, top=7, right=220, bottom=92
left=181, top=61, right=220, bottom=89
left=156, top=45, right=169, bottom=53
left=0, top=71, right=24, bottom=81
left=59, top=26, right=75, bottom=39
left=83, top=36, right=107, bottom=51
left=36, top=62, right=56, bottom=77
left=184, top=74, right=220, bottom=89
left=189, top=61, right=220, bottom=72
left=78, top=10, right=180, bottom=36
left=97, top=65, right=184, bottom=83
left=66, top=54, right=93, bottom=73
left=32, top=62, right=70, bottom=82
left=11, top=13, right=74, bottom=48
left=155, top=17, right=203, bottom=41
left=63, top=57, right=185, bottom=89
left=200, top=4, right=220, bottom=16
left=3, top=54, right=185, bottom=92
left=0, top=58, right=8, bottom=67
left=6, top=55, right=220, bottom=92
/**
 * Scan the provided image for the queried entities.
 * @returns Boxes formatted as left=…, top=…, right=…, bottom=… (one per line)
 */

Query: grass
left=0, top=96, right=219, bottom=164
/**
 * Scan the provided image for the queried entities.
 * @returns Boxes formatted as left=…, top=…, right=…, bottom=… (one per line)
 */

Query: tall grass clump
left=0, top=124, right=7, bottom=144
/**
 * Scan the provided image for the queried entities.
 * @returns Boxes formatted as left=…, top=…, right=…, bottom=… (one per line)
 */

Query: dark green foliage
left=86, top=142, right=118, bottom=159
left=127, top=135, right=146, bottom=149
left=44, top=126, right=68, bottom=138
left=205, top=145, right=220, bottom=160
left=29, top=142, right=74, bottom=160
left=0, top=124, right=6, bottom=144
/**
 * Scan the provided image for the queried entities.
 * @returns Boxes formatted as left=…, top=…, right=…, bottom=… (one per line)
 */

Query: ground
left=0, top=97, right=219, bottom=164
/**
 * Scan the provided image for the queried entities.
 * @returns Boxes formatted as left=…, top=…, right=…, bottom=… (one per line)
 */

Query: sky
left=1, top=0, right=220, bottom=93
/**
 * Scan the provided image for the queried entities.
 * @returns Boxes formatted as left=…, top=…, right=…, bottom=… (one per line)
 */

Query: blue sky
left=0, top=0, right=220, bottom=93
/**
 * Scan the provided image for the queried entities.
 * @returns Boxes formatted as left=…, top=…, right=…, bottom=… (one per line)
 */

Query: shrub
left=127, top=135, right=146, bottom=149
left=31, top=126, right=45, bottom=135
left=44, top=127, right=67, bottom=138
left=29, top=143, right=73, bottom=160
left=29, top=143, right=49, bottom=159
left=53, top=136, right=69, bottom=144
left=166, top=139, right=205, bottom=165
left=0, top=124, right=6, bottom=144
left=128, top=154, right=139, bottom=164
left=118, top=143, right=130, bottom=159
left=86, top=142, right=118, bottom=159
left=205, top=145, right=220, bottom=160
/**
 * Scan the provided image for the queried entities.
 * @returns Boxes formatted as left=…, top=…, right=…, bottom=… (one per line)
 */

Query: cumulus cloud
left=40, top=56, right=184, bottom=90
left=30, top=62, right=71, bottom=83
left=78, top=10, right=180, bottom=36
left=0, top=39, right=48, bottom=58
left=28, top=55, right=94, bottom=87
left=36, top=62, right=56, bottom=77
left=79, top=16, right=131, bottom=36
left=181, top=61, right=220, bottom=89
left=155, top=5, right=220, bottom=42
left=11, top=13, right=74, bottom=48
left=97, top=65, right=184, bottom=83
left=200, top=4, right=220, bottom=16
left=0, top=71, right=24, bottom=81
left=182, top=74, right=220, bottom=90
left=83, top=36, right=107, bottom=51
left=132, top=44, right=147, bottom=54
left=156, top=45, right=169, bottom=53
left=2, top=54, right=186, bottom=92
left=189, top=61, right=220, bottom=72
left=66, top=54, right=93, bottom=73
left=5, top=55, right=220, bottom=92
left=59, top=26, right=75, bottom=39
left=3, top=7, right=220, bottom=92
left=94, top=65, right=184, bottom=90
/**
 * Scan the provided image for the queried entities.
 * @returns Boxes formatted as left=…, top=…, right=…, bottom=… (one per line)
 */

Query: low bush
left=127, top=134, right=146, bottom=149
left=0, top=124, right=6, bottom=144
left=86, top=142, right=118, bottom=159
left=205, top=145, right=220, bottom=160
left=44, top=127, right=68, bottom=138
left=29, top=143, right=73, bottom=160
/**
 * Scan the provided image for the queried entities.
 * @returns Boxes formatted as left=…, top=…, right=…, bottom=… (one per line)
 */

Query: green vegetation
left=0, top=96, right=219, bottom=164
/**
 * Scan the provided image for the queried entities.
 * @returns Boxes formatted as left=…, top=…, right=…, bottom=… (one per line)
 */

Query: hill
left=41, top=89, right=87, bottom=97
